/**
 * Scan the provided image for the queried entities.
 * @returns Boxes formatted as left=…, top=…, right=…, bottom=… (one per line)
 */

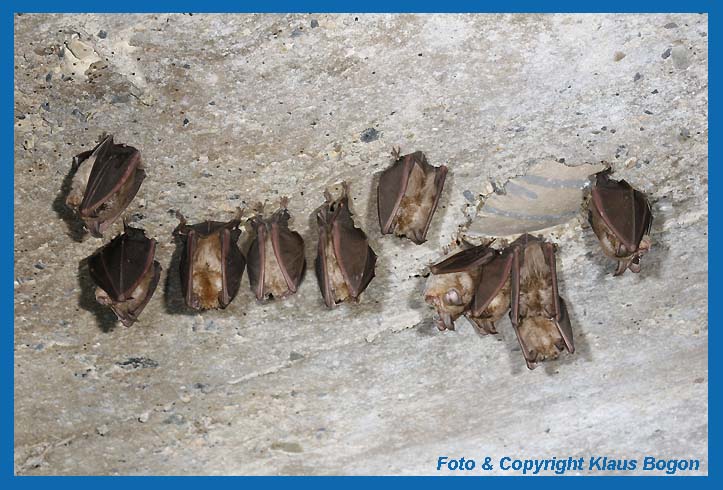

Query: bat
left=246, top=198, right=306, bottom=300
left=508, top=234, right=574, bottom=370
left=588, top=169, right=653, bottom=276
left=173, top=210, right=245, bottom=310
left=424, top=244, right=497, bottom=331
left=66, top=135, right=146, bottom=238
left=378, top=148, right=448, bottom=244
left=315, top=182, right=377, bottom=307
left=88, top=223, right=161, bottom=327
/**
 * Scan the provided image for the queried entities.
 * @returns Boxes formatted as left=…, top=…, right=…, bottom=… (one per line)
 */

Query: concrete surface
left=14, top=14, right=707, bottom=475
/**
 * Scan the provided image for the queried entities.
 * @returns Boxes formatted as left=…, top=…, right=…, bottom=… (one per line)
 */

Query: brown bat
left=508, top=234, right=574, bottom=370
left=588, top=169, right=653, bottom=276
left=315, top=182, right=377, bottom=307
left=424, top=244, right=498, bottom=331
left=173, top=210, right=245, bottom=310
left=88, top=223, right=161, bottom=327
left=246, top=198, right=306, bottom=301
left=66, top=135, right=145, bottom=237
left=378, top=148, right=448, bottom=244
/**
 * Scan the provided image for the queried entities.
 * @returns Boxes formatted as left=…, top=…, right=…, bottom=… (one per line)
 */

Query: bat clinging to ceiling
left=66, top=135, right=145, bottom=237
left=378, top=148, right=448, bottom=244
left=424, top=244, right=497, bottom=331
left=588, top=169, right=653, bottom=276
left=509, top=234, right=574, bottom=370
left=173, top=210, right=245, bottom=310
left=88, top=223, right=161, bottom=327
left=315, top=182, right=377, bottom=307
left=246, top=198, right=306, bottom=301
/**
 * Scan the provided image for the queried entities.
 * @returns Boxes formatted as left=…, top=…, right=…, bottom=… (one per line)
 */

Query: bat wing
left=246, top=221, right=265, bottom=300
left=179, top=230, right=195, bottom=307
left=219, top=227, right=245, bottom=308
left=115, top=261, right=162, bottom=327
left=378, top=156, right=413, bottom=234
left=332, top=202, right=376, bottom=298
left=79, top=136, right=142, bottom=214
left=89, top=227, right=155, bottom=302
left=420, top=165, right=448, bottom=244
left=430, top=244, right=496, bottom=275
left=315, top=223, right=334, bottom=308
left=543, top=242, right=574, bottom=353
left=634, top=188, right=653, bottom=238
left=592, top=173, right=644, bottom=251
left=271, top=222, right=306, bottom=293
left=470, top=252, right=513, bottom=316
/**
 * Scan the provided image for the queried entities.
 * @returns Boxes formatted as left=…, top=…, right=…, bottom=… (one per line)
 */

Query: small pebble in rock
left=183, top=118, right=190, bottom=126
left=311, top=19, right=319, bottom=28
left=183, top=63, right=191, bottom=69
left=644, top=110, right=654, bottom=115
left=97, top=30, right=107, bottom=39
left=634, top=72, right=642, bottom=82
left=651, top=89, right=659, bottom=94
left=613, top=51, right=626, bottom=61
left=664, top=22, right=678, bottom=29
left=289, top=351, right=304, bottom=361
left=359, top=127, right=380, bottom=143
left=462, top=190, right=475, bottom=202
left=138, top=412, right=150, bottom=423
left=662, top=47, right=672, bottom=59
left=96, top=424, right=109, bottom=436
left=34, top=262, right=45, bottom=270
left=41, top=102, right=50, bottom=111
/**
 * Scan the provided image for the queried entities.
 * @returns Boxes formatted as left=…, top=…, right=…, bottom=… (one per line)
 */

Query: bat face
left=246, top=198, right=307, bottom=301
left=174, top=212, right=245, bottom=310
left=378, top=148, right=448, bottom=244
left=424, top=244, right=496, bottom=331
left=68, top=135, right=146, bottom=238
left=509, top=234, right=574, bottom=369
left=315, top=182, right=377, bottom=307
left=588, top=170, right=653, bottom=276
left=88, top=224, right=161, bottom=327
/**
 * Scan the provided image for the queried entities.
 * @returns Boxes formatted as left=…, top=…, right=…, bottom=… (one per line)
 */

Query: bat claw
left=391, top=146, right=402, bottom=160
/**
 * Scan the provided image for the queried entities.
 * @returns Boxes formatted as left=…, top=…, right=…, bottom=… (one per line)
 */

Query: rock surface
left=14, top=13, right=707, bottom=475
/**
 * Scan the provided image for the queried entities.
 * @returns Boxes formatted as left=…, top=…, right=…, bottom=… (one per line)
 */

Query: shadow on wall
left=77, top=256, right=118, bottom=332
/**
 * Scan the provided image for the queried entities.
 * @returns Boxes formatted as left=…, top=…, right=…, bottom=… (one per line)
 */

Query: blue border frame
left=5, top=0, right=715, bottom=484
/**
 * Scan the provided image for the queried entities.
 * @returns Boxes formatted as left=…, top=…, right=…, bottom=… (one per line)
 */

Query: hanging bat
left=378, top=148, right=448, bottom=244
left=88, top=223, right=161, bottom=327
left=424, top=244, right=498, bottom=331
left=508, top=234, right=574, bottom=370
left=315, top=182, right=377, bottom=307
left=173, top=210, right=245, bottom=310
left=66, top=135, right=146, bottom=238
left=588, top=169, right=653, bottom=276
left=246, top=198, right=306, bottom=301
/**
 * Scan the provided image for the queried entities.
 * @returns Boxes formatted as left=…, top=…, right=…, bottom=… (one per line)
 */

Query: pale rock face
left=14, top=14, right=708, bottom=475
